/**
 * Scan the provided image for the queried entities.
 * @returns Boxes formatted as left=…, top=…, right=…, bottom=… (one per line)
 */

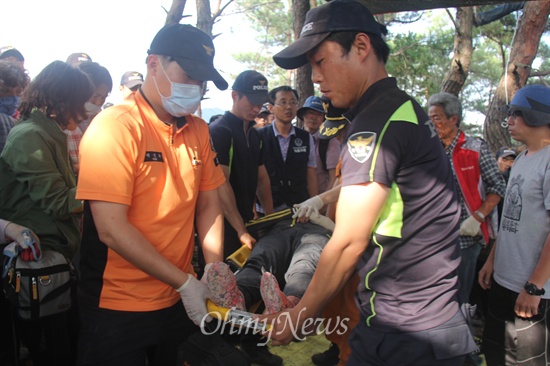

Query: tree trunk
left=165, top=0, right=187, bottom=25
left=484, top=0, right=550, bottom=153
left=293, top=0, right=314, bottom=108
left=441, top=7, right=474, bottom=95
left=196, top=0, right=214, bottom=35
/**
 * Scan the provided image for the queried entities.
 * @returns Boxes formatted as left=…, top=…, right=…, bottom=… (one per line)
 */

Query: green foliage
left=532, top=41, right=550, bottom=85
left=386, top=29, right=454, bottom=106
left=386, top=8, right=547, bottom=130
left=236, top=0, right=292, bottom=45
left=230, top=4, right=549, bottom=129
left=232, top=51, right=290, bottom=86
left=232, top=0, right=293, bottom=84
left=461, top=121, right=484, bottom=138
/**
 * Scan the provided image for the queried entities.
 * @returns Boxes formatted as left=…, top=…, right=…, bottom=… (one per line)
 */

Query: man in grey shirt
left=479, top=84, right=550, bottom=366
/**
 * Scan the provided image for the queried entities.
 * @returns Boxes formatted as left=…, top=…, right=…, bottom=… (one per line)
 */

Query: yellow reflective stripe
left=390, top=100, right=418, bottom=125
left=374, top=182, right=404, bottom=238
left=228, top=139, right=234, bottom=175
left=365, top=235, right=384, bottom=327
left=368, top=100, right=419, bottom=180
left=363, top=101, right=418, bottom=327
left=369, top=120, right=390, bottom=181
left=245, top=208, right=293, bottom=227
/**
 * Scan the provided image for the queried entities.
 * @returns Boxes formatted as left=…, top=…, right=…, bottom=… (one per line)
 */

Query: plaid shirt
left=445, top=131, right=506, bottom=249
left=64, top=127, right=83, bottom=169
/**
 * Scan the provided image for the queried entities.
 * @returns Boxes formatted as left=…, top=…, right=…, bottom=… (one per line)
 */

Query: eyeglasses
left=507, top=110, right=523, bottom=119
left=501, top=110, right=524, bottom=128
left=274, top=101, right=298, bottom=108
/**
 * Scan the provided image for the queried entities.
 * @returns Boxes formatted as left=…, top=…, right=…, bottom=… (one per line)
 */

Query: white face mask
left=85, top=102, right=102, bottom=119
left=153, top=62, right=202, bottom=117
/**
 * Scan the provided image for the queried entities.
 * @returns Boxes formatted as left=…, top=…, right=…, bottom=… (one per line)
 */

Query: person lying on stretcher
left=203, top=209, right=335, bottom=314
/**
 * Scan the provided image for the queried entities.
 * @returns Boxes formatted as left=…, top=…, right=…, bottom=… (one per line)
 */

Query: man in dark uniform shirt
left=265, top=1, right=477, bottom=365
left=209, top=70, right=274, bottom=260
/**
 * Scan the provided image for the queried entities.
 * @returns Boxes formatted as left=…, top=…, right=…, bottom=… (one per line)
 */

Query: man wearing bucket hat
left=266, top=1, right=476, bottom=364
left=76, top=24, right=227, bottom=365
left=298, top=95, right=340, bottom=195
left=479, top=84, right=550, bottom=366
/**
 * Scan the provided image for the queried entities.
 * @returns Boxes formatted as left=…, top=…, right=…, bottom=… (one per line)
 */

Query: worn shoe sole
left=204, top=261, right=246, bottom=310
left=260, top=271, right=297, bottom=314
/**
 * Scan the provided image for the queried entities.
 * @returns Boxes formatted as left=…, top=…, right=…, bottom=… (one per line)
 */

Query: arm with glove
left=89, top=200, right=218, bottom=327
left=293, top=184, right=342, bottom=223
left=459, top=193, right=501, bottom=236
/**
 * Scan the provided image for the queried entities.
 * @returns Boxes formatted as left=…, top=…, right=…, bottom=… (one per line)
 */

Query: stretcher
left=226, top=208, right=295, bottom=270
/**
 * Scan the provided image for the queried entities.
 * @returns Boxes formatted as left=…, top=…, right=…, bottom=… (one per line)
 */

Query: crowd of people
left=1, top=1, right=549, bottom=366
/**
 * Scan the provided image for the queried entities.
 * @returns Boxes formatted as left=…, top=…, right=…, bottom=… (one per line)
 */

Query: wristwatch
left=524, top=282, right=545, bottom=296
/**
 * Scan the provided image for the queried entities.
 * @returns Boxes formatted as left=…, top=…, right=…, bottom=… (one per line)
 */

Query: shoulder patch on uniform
left=347, top=132, right=376, bottom=163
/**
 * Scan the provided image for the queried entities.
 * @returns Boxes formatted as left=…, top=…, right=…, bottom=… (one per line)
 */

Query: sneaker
left=311, top=342, right=340, bottom=366
left=240, top=342, right=283, bottom=366
left=203, top=262, right=246, bottom=310
left=260, top=271, right=299, bottom=314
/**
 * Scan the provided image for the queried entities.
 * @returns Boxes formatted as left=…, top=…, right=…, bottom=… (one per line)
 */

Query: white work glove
left=293, top=195, right=324, bottom=219
left=177, top=275, right=213, bottom=327
left=459, top=215, right=482, bottom=237
left=309, top=213, right=335, bottom=232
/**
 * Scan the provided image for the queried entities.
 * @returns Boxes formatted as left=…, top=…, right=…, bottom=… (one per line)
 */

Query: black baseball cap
left=319, top=97, right=349, bottom=139
left=273, top=0, right=387, bottom=70
left=148, top=24, right=228, bottom=90
left=0, top=46, right=24, bottom=62
left=66, top=52, right=92, bottom=66
left=496, top=147, right=517, bottom=159
left=232, top=70, right=269, bottom=106
left=120, top=71, right=144, bottom=88
left=259, top=103, right=271, bottom=116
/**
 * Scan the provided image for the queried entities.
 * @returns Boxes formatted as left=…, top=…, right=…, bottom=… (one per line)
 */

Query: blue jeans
left=457, top=242, right=483, bottom=304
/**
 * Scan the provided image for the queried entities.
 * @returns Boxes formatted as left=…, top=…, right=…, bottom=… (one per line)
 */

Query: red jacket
left=452, top=131, right=490, bottom=244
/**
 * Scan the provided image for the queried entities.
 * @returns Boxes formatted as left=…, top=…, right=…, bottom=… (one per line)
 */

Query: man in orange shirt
left=76, top=24, right=227, bottom=366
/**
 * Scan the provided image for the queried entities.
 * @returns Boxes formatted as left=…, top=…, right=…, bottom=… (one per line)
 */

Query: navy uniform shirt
left=210, top=111, right=263, bottom=223
left=341, top=78, right=461, bottom=332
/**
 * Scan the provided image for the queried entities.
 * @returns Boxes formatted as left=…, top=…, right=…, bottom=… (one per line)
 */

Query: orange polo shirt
left=76, top=91, right=224, bottom=311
